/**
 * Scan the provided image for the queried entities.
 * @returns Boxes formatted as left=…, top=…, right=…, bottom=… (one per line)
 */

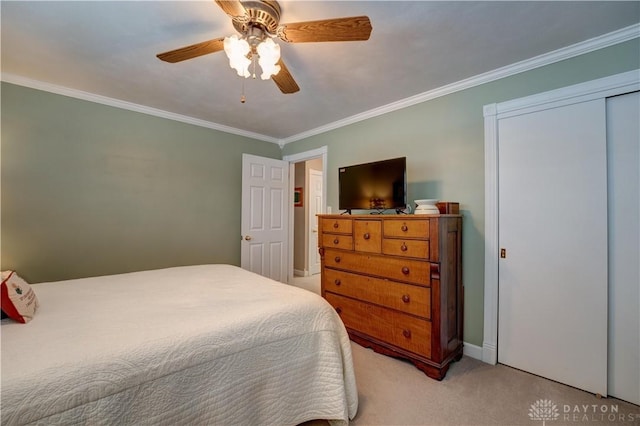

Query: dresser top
left=317, top=214, right=461, bottom=219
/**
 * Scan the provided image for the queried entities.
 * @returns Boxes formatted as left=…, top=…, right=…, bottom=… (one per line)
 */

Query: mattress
left=1, top=264, right=358, bottom=425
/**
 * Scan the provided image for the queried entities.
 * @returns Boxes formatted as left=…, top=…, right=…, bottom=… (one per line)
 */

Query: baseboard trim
left=293, top=269, right=307, bottom=277
left=482, top=341, right=498, bottom=365
left=463, top=342, right=483, bottom=361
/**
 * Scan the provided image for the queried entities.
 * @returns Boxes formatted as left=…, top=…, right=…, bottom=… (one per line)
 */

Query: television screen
left=339, top=157, right=407, bottom=212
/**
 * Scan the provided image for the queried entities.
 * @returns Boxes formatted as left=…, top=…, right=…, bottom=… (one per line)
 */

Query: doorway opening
left=283, top=147, right=327, bottom=283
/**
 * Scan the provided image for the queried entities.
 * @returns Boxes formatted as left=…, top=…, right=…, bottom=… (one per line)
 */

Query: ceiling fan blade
left=277, top=16, right=372, bottom=43
left=214, top=0, right=248, bottom=20
left=272, top=58, right=300, bottom=94
left=157, top=38, right=225, bottom=63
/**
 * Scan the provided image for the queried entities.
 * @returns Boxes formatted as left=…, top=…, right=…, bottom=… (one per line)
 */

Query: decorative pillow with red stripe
left=1, top=271, right=39, bottom=323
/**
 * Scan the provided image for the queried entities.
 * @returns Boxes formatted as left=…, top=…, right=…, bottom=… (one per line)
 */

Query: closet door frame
left=482, top=69, right=640, bottom=365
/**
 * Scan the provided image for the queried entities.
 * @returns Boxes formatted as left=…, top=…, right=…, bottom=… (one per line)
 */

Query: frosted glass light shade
left=257, top=38, right=281, bottom=80
left=223, top=35, right=251, bottom=78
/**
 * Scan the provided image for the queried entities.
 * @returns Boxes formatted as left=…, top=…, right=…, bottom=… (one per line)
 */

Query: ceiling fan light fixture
left=224, top=31, right=281, bottom=81
left=257, top=37, right=281, bottom=80
left=158, top=0, right=371, bottom=96
left=223, top=34, right=251, bottom=77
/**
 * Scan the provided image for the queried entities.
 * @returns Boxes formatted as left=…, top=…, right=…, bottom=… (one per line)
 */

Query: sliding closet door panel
left=498, top=99, right=608, bottom=396
left=607, top=91, right=640, bottom=405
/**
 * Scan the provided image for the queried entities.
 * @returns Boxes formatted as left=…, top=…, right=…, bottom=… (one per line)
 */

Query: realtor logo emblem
left=529, top=399, right=560, bottom=425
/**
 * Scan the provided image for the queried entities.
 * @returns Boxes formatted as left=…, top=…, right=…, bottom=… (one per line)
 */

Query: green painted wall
left=1, top=83, right=281, bottom=283
left=282, top=39, right=640, bottom=347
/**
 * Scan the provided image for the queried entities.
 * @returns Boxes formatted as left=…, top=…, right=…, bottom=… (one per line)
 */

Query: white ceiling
left=2, top=1, right=639, bottom=143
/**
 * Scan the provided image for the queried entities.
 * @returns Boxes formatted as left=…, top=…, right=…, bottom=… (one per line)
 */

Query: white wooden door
left=497, top=99, right=608, bottom=396
left=308, top=169, right=323, bottom=275
left=606, top=91, right=640, bottom=405
left=241, top=154, right=288, bottom=283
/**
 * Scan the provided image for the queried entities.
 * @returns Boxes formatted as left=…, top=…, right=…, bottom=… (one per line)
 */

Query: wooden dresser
left=318, top=214, right=463, bottom=380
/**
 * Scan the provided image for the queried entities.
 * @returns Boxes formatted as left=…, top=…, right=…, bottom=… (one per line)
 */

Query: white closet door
left=498, top=99, right=608, bottom=396
left=607, top=91, right=640, bottom=405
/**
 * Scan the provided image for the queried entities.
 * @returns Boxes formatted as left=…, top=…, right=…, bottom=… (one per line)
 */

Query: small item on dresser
left=436, top=202, right=460, bottom=214
left=414, top=199, right=440, bottom=215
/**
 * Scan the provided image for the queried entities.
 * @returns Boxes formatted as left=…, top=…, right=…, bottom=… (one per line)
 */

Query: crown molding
left=2, top=23, right=637, bottom=146
left=0, top=73, right=280, bottom=145
left=280, top=23, right=640, bottom=145
left=492, top=69, right=640, bottom=119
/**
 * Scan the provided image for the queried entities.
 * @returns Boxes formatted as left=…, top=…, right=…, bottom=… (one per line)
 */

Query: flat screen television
left=339, top=157, right=407, bottom=213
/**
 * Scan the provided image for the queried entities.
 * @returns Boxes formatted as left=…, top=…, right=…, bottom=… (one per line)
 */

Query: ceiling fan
left=157, top=0, right=373, bottom=95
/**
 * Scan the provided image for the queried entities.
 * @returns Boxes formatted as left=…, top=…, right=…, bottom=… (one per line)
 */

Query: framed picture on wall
left=294, top=187, right=303, bottom=207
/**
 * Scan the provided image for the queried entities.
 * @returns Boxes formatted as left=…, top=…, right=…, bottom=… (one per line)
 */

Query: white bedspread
left=1, top=265, right=358, bottom=425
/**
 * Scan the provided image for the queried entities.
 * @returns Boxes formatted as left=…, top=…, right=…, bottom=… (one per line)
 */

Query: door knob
left=244, top=235, right=252, bottom=241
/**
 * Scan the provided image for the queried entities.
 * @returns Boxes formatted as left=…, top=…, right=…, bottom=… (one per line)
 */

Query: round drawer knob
left=402, top=266, right=410, bottom=275
left=334, top=279, right=341, bottom=286
left=402, top=294, right=411, bottom=303
left=401, top=224, right=408, bottom=232
left=400, top=243, right=408, bottom=252
left=363, top=233, right=370, bottom=240
left=335, top=256, right=341, bottom=263
left=333, top=238, right=339, bottom=245
left=402, top=329, right=412, bottom=339
left=333, top=222, right=339, bottom=229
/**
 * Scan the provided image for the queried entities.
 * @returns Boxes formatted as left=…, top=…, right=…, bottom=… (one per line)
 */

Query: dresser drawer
left=324, top=248, right=430, bottom=286
left=326, top=293, right=431, bottom=357
left=354, top=220, right=382, bottom=253
left=321, top=218, right=353, bottom=234
left=323, top=269, right=431, bottom=319
left=383, top=219, right=430, bottom=239
left=382, top=238, right=429, bottom=259
left=321, top=234, right=354, bottom=251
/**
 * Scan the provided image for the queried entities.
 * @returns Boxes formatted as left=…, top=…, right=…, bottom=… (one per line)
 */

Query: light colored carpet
left=334, top=342, right=639, bottom=425
left=290, top=276, right=639, bottom=425
left=290, top=274, right=321, bottom=294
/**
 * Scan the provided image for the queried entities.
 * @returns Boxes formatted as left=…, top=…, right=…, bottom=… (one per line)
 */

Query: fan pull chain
left=251, top=54, right=257, bottom=79
left=240, top=78, right=246, bottom=103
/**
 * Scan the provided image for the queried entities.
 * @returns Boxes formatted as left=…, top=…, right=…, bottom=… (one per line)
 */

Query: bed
left=1, top=264, right=358, bottom=425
